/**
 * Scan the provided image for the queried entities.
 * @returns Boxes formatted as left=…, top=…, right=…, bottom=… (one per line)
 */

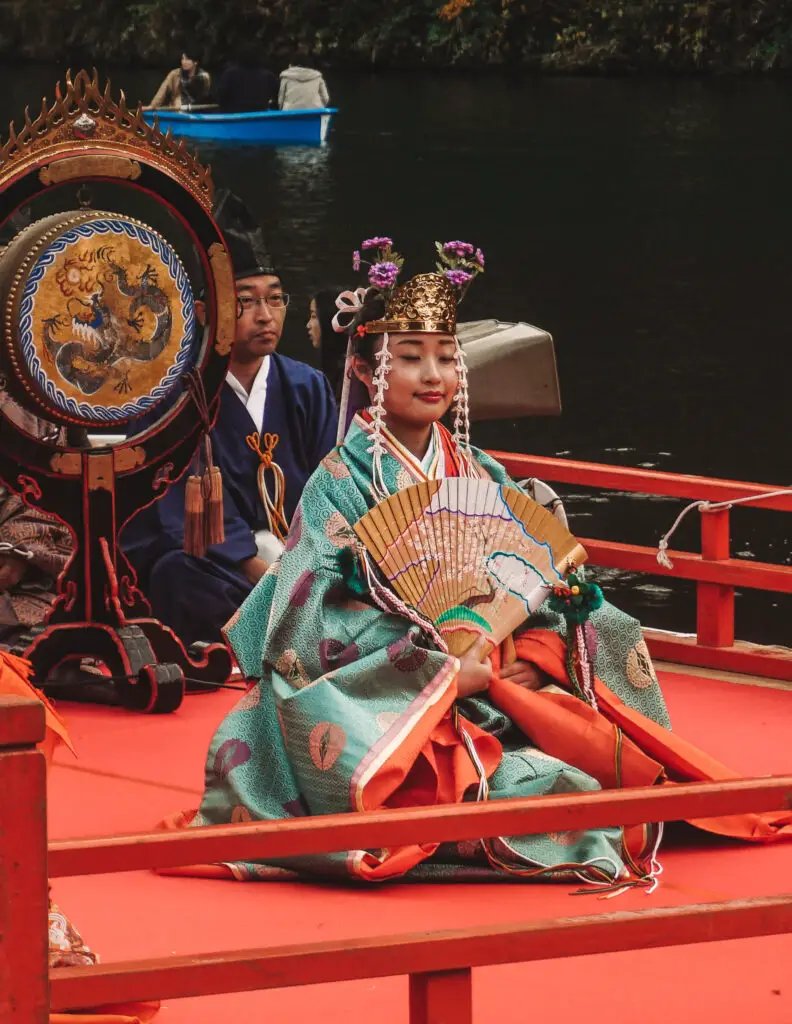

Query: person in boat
left=217, top=42, right=279, bottom=113
left=0, top=393, right=73, bottom=649
left=307, top=286, right=350, bottom=403
left=279, top=54, right=330, bottom=110
left=147, top=48, right=211, bottom=110
left=163, top=238, right=790, bottom=887
left=121, top=192, right=337, bottom=648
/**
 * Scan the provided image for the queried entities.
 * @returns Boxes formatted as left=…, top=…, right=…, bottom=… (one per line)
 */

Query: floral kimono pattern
left=174, top=415, right=792, bottom=887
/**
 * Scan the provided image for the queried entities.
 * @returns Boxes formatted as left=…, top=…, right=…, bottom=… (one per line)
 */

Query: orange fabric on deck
left=497, top=630, right=792, bottom=842
left=159, top=627, right=792, bottom=882
left=0, top=649, right=74, bottom=761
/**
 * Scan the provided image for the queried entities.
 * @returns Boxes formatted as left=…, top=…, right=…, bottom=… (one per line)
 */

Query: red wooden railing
left=494, top=453, right=792, bottom=681
left=3, top=456, right=792, bottom=1020
left=4, top=697, right=792, bottom=1021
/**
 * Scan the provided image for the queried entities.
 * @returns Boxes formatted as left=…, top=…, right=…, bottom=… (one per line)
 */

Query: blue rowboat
left=142, top=107, right=337, bottom=145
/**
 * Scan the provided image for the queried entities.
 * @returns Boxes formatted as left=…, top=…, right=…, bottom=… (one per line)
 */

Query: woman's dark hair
left=312, top=288, right=348, bottom=401
left=349, top=289, right=386, bottom=364
left=181, top=45, right=203, bottom=65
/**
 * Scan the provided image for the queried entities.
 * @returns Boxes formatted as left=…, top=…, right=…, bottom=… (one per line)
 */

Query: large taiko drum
left=0, top=211, right=196, bottom=427
left=0, top=68, right=237, bottom=712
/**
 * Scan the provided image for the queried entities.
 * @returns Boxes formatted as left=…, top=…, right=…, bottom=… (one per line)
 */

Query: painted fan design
left=353, top=479, right=587, bottom=656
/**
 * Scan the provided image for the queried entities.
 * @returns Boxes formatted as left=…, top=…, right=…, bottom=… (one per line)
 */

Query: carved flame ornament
left=0, top=69, right=213, bottom=212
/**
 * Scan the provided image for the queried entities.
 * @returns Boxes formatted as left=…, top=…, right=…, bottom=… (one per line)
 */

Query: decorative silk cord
left=366, top=332, right=393, bottom=502
left=451, top=337, right=474, bottom=476
left=360, top=548, right=448, bottom=653
left=0, top=541, right=34, bottom=561
left=657, top=488, right=792, bottom=569
left=573, top=623, right=599, bottom=711
left=245, top=431, right=289, bottom=542
left=452, top=705, right=621, bottom=886
left=181, top=369, right=215, bottom=482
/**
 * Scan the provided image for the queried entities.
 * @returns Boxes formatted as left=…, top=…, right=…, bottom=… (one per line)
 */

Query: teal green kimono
left=192, top=415, right=671, bottom=885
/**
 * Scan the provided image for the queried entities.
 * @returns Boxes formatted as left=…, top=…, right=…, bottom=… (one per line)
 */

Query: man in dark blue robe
left=121, top=192, right=337, bottom=646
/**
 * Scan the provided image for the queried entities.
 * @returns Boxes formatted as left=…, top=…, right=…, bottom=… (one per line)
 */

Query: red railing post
left=409, top=968, right=473, bottom=1024
left=0, top=695, right=49, bottom=1022
left=697, top=507, right=735, bottom=648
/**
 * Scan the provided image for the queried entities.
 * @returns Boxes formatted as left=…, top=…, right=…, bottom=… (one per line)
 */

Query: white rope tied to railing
left=656, top=488, right=792, bottom=570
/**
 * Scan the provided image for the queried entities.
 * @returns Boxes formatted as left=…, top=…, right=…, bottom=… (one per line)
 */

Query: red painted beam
left=579, top=538, right=792, bottom=593
left=697, top=509, right=735, bottom=647
left=50, top=894, right=792, bottom=1009
left=0, top=697, right=49, bottom=1023
left=410, top=969, right=472, bottom=1024
left=492, top=452, right=792, bottom=512
left=48, top=776, right=792, bottom=878
left=645, top=632, right=792, bottom=681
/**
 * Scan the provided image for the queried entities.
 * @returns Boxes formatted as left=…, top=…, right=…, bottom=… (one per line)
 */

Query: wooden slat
left=50, top=894, right=792, bottom=1009
left=48, top=776, right=792, bottom=878
left=0, top=693, right=47, bottom=748
left=0, top=697, right=49, bottom=1023
left=493, top=452, right=792, bottom=511
left=410, top=969, right=472, bottom=1024
left=580, top=538, right=792, bottom=593
left=646, top=632, right=792, bottom=681
left=696, top=508, right=734, bottom=647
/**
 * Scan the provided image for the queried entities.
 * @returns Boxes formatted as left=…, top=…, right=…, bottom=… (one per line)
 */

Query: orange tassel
left=184, top=473, right=206, bottom=558
left=205, top=464, right=225, bottom=546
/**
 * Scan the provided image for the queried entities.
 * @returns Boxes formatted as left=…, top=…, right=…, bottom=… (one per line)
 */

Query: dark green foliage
left=6, top=0, right=792, bottom=71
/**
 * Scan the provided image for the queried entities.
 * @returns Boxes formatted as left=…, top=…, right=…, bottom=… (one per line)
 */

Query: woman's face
left=181, top=54, right=197, bottom=75
left=353, top=332, right=458, bottom=430
left=306, top=299, right=321, bottom=348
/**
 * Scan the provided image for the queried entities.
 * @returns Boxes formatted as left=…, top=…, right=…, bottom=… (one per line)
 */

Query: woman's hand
left=500, top=659, right=546, bottom=691
left=456, top=637, right=493, bottom=698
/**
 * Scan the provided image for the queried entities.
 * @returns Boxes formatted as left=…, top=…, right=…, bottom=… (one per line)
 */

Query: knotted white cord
left=366, top=332, right=392, bottom=501
left=452, top=337, right=473, bottom=476
left=657, top=488, right=792, bottom=569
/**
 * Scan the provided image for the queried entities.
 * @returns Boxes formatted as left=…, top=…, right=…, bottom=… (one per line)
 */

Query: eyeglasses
left=236, top=293, right=290, bottom=318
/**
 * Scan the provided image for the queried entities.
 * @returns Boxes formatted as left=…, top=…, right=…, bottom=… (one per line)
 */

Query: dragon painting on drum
left=9, top=216, right=195, bottom=424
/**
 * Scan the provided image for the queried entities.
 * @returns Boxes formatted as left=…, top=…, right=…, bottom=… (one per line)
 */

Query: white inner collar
left=227, top=356, right=271, bottom=432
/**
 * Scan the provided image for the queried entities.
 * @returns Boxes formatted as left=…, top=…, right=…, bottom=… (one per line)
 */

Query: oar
left=142, top=103, right=220, bottom=113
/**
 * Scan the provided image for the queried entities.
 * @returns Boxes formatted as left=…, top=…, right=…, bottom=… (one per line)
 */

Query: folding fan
left=353, top=479, right=587, bottom=656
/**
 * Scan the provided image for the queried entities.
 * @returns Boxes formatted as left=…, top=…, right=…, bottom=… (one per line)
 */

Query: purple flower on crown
left=444, top=269, right=473, bottom=287
left=442, top=241, right=475, bottom=258
left=361, top=237, right=394, bottom=251
left=475, top=248, right=485, bottom=268
left=352, top=250, right=361, bottom=272
left=368, top=262, right=400, bottom=288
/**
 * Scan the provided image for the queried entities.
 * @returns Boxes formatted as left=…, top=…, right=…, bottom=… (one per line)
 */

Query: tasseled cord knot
left=246, top=431, right=289, bottom=542
left=182, top=370, right=224, bottom=559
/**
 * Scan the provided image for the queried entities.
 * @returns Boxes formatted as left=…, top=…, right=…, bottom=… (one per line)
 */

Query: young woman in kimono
left=174, top=239, right=791, bottom=889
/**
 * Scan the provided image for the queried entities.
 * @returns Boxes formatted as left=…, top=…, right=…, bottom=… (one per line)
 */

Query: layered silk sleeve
left=223, top=462, right=461, bottom=826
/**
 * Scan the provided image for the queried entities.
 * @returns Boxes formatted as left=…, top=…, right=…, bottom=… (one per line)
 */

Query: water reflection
left=0, top=67, right=790, bottom=641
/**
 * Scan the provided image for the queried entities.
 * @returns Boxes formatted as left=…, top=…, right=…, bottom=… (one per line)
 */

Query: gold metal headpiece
left=366, top=273, right=456, bottom=334
left=0, top=69, right=213, bottom=212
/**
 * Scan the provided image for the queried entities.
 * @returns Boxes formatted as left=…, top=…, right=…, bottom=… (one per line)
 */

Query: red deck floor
left=48, top=670, right=792, bottom=1023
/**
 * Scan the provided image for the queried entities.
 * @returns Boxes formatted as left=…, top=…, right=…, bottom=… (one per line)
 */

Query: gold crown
left=366, top=273, right=456, bottom=334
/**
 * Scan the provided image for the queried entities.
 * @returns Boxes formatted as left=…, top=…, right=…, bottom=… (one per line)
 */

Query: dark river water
left=2, top=66, right=790, bottom=642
